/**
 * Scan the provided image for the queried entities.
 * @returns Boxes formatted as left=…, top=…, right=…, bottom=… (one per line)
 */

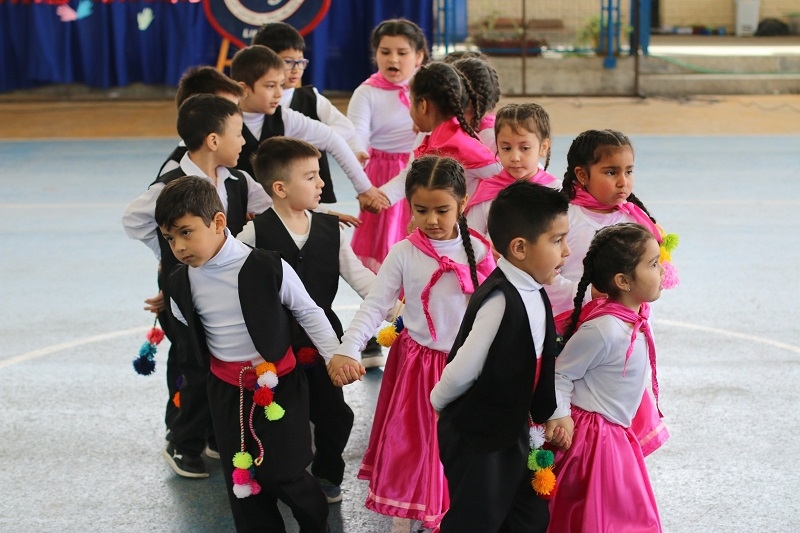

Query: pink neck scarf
left=414, top=117, right=498, bottom=169
left=466, top=168, right=557, bottom=212
left=363, top=72, right=410, bottom=108
left=578, top=298, right=661, bottom=411
left=572, top=187, right=661, bottom=243
left=478, top=113, right=495, bottom=132
left=407, top=227, right=495, bottom=341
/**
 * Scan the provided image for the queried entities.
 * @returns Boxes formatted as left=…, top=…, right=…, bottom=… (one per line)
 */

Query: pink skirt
left=632, top=388, right=670, bottom=457
left=548, top=407, right=661, bottom=533
left=357, top=330, right=448, bottom=528
left=350, top=148, right=411, bottom=273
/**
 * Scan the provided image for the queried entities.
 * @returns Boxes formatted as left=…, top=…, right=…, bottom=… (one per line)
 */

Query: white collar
left=179, top=151, right=234, bottom=182
left=497, top=256, right=544, bottom=293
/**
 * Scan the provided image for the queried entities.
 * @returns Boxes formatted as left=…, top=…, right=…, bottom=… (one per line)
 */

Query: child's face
left=512, top=213, right=570, bottom=285
left=278, top=48, right=307, bottom=89
left=576, top=146, right=634, bottom=208
left=497, top=124, right=550, bottom=181
left=239, top=68, right=284, bottom=114
left=409, top=187, right=465, bottom=241
left=625, top=237, right=664, bottom=306
left=160, top=213, right=226, bottom=268
left=211, top=113, right=245, bottom=168
left=276, top=157, right=324, bottom=211
left=375, top=35, right=423, bottom=84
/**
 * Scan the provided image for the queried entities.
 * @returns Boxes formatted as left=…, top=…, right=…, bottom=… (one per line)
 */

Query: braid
left=564, top=273, right=592, bottom=342
left=451, top=70, right=479, bottom=139
left=544, top=146, right=551, bottom=170
left=412, top=62, right=478, bottom=140
left=458, top=214, right=480, bottom=290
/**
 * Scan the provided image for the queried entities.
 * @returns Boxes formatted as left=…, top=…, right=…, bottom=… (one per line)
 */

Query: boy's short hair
left=155, top=175, right=224, bottom=230
left=488, top=181, right=569, bottom=257
left=251, top=22, right=305, bottom=53
left=175, top=66, right=244, bottom=109
left=252, top=136, right=321, bottom=197
left=177, top=94, right=241, bottom=152
left=230, top=45, right=285, bottom=88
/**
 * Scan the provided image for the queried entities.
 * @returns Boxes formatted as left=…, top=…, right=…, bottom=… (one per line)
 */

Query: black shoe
left=162, top=443, right=209, bottom=479
left=361, top=337, right=386, bottom=369
left=204, top=441, right=220, bottom=460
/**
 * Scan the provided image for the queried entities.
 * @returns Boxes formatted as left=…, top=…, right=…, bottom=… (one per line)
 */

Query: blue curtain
left=0, top=0, right=432, bottom=93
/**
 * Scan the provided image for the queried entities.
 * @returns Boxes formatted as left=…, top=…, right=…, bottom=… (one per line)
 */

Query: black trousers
left=158, top=307, right=180, bottom=431
left=305, top=357, right=354, bottom=486
left=438, top=414, right=549, bottom=533
left=208, top=366, right=329, bottom=533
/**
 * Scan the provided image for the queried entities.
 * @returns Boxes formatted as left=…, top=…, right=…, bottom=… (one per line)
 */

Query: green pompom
left=232, top=451, right=253, bottom=469
left=527, top=450, right=541, bottom=471
left=535, top=449, right=554, bottom=468
left=265, top=402, right=285, bottom=421
left=662, top=233, right=679, bottom=253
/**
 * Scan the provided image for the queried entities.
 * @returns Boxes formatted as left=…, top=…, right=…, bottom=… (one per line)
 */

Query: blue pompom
left=133, top=355, right=157, bottom=375
left=138, top=341, right=157, bottom=358
left=394, top=316, right=404, bottom=333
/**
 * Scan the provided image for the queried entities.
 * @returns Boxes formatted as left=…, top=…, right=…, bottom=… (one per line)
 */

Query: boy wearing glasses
left=231, top=44, right=388, bottom=211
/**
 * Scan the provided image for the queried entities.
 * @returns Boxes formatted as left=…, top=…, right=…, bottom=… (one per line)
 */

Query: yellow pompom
left=232, top=451, right=254, bottom=469
left=659, top=246, right=671, bottom=263
left=376, top=325, right=398, bottom=347
left=265, top=402, right=285, bottom=421
left=255, top=362, right=277, bottom=376
left=532, top=467, right=557, bottom=496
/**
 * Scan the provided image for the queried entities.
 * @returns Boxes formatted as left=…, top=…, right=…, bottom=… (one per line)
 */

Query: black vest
left=289, top=86, right=335, bottom=203
left=151, top=167, right=249, bottom=282
left=156, top=145, right=188, bottom=177
left=442, top=268, right=557, bottom=452
left=238, top=109, right=285, bottom=179
left=252, top=209, right=342, bottom=347
left=168, top=248, right=293, bottom=367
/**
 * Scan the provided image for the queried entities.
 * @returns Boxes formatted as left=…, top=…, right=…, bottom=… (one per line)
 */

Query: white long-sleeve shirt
left=169, top=231, right=340, bottom=363
left=346, top=83, right=418, bottom=155
left=242, top=107, right=372, bottom=194
left=281, top=87, right=357, bottom=144
left=121, top=151, right=270, bottom=260
left=550, top=314, right=651, bottom=427
left=336, top=229, right=491, bottom=359
left=430, top=257, right=547, bottom=411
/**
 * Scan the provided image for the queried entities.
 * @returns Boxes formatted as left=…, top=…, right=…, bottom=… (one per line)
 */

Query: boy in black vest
left=229, top=44, right=389, bottom=213
left=155, top=175, right=363, bottom=532
left=238, top=136, right=383, bottom=503
left=430, top=182, right=572, bottom=532
left=251, top=22, right=359, bottom=204
left=122, top=94, right=271, bottom=478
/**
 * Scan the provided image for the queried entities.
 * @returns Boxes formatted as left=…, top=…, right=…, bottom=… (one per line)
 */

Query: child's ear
left=272, top=180, right=287, bottom=199
left=206, top=132, right=219, bottom=152
left=236, top=80, right=250, bottom=95
left=539, top=138, right=551, bottom=158
left=574, top=166, right=588, bottom=187
left=612, top=273, right=630, bottom=293
left=508, top=237, right=526, bottom=261
left=459, top=194, right=468, bottom=214
left=213, top=211, right=227, bottom=233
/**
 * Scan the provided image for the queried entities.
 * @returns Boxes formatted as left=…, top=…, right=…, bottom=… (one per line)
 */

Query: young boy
left=238, top=136, right=385, bottom=503
left=122, top=94, right=270, bottom=478
left=430, top=181, right=571, bottom=532
left=229, top=44, right=388, bottom=212
left=251, top=22, right=358, bottom=204
left=155, top=175, right=363, bottom=532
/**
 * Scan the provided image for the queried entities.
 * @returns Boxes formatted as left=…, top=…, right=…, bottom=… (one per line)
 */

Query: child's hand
left=246, top=211, right=257, bottom=222
left=357, top=187, right=389, bottom=213
left=356, top=152, right=370, bottom=166
left=144, top=291, right=166, bottom=314
left=328, top=210, right=361, bottom=228
left=545, top=416, right=574, bottom=450
left=327, top=354, right=366, bottom=387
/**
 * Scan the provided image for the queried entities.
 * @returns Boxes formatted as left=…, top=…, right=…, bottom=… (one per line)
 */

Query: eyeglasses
left=283, top=58, right=310, bottom=71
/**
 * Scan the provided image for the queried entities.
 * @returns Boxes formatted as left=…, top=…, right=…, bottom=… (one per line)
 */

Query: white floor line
left=656, top=318, right=800, bottom=354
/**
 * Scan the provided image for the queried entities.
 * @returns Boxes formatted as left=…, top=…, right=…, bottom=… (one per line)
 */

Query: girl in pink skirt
left=330, top=155, right=495, bottom=532
left=347, top=18, right=429, bottom=273
left=546, top=223, right=665, bottom=533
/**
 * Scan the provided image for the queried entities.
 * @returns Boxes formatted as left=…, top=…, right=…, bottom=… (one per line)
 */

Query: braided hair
left=562, top=129, right=655, bottom=222
left=410, top=62, right=479, bottom=139
left=405, top=155, right=479, bottom=290
left=563, top=223, right=654, bottom=342
left=451, top=57, right=501, bottom=130
left=494, top=103, right=552, bottom=170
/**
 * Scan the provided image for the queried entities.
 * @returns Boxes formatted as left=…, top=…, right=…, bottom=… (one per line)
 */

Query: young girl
left=448, top=56, right=501, bottom=153
left=378, top=61, right=502, bottom=211
left=331, top=155, right=496, bottom=532
left=347, top=18, right=429, bottom=273
left=465, top=103, right=560, bottom=238
left=546, top=223, right=665, bottom=532
left=546, top=129, right=675, bottom=457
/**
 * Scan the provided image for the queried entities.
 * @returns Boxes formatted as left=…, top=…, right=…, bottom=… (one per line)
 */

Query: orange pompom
left=532, top=467, right=557, bottom=496
left=255, top=362, right=277, bottom=376
left=172, top=391, right=181, bottom=408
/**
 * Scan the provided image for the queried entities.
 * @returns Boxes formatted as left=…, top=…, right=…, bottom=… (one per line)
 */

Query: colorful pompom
left=296, top=347, right=319, bottom=367
left=394, top=316, right=404, bottom=333
left=527, top=451, right=541, bottom=471
left=232, top=483, right=253, bottom=499
left=138, top=341, right=157, bottom=358
left=659, top=247, right=672, bottom=263
left=534, top=449, right=554, bottom=469
left=532, top=467, right=557, bottom=496
left=662, top=233, right=679, bottom=253
left=255, top=362, right=277, bottom=376
left=376, top=324, right=399, bottom=347
left=172, top=391, right=181, bottom=408
left=529, top=424, right=546, bottom=450
left=232, top=451, right=254, bottom=469
left=250, top=480, right=262, bottom=496
left=145, top=327, right=165, bottom=345
left=132, top=356, right=156, bottom=376
left=265, top=402, right=285, bottom=421
left=253, top=387, right=274, bottom=407
left=232, top=468, right=251, bottom=485
left=661, top=260, right=680, bottom=290
left=257, top=371, right=279, bottom=389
